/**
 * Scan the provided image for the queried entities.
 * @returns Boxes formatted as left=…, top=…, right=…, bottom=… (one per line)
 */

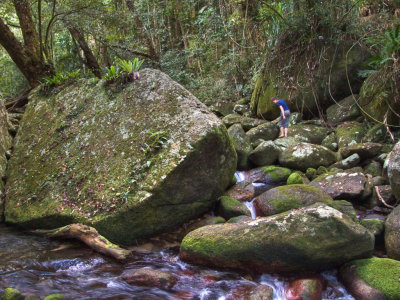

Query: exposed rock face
left=279, top=143, right=338, bottom=171
left=253, top=184, right=332, bottom=217
left=0, top=100, right=11, bottom=199
left=387, top=141, right=400, bottom=201
left=339, top=258, right=400, bottom=300
left=310, top=170, right=369, bottom=200
left=180, top=204, right=374, bottom=274
left=385, top=205, right=400, bottom=260
left=326, top=95, right=361, bottom=125
left=4, top=69, right=237, bottom=244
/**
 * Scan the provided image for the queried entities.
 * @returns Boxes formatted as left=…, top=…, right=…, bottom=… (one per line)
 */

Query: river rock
left=4, top=69, right=237, bottom=244
left=331, top=153, right=361, bottom=170
left=364, top=160, right=382, bottom=177
left=122, top=268, right=178, bottom=289
left=326, top=95, right=361, bottom=125
left=228, top=123, right=252, bottom=169
left=274, top=136, right=299, bottom=151
left=310, top=170, right=369, bottom=200
left=329, top=200, right=358, bottom=221
left=286, top=171, right=310, bottom=185
left=285, top=276, right=325, bottom=300
left=288, top=124, right=328, bottom=145
left=222, top=114, right=267, bottom=131
left=217, top=196, right=251, bottom=219
left=340, top=143, right=382, bottom=160
left=387, top=141, right=400, bottom=201
left=321, top=132, right=338, bottom=151
left=249, top=141, right=280, bottom=166
left=339, top=258, right=400, bottom=300
left=0, top=100, right=11, bottom=199
left=364, top=124, right=388, bottom=143
left=385, top=205, right=400, bottom=260
left=224, top=180, right=255, bottom=202
left=210, top=100, right=234, bottom=117
left=244, top=166, right=291, bottom=185
left=180, top=203, right=374, bottom=274
left=246, top=122, right=279, bottom=146
left=336, top=122, right=365, bottom=149
left=279, top=143, right=338, bottom=171
left=253, top=184, right=332, bottom=217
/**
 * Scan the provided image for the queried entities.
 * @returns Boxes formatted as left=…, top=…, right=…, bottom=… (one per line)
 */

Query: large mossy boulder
left=279, top=143, right=338, bottom=171
left=245, top=122, right=279, bottom=145
left=249, top=141, right=280, bottom=166
left=180, top=203, right=374, bottom=274
left=387, top=141, right=400, bottom=201
left=250, top=43, right=366, bottom=120
left=385, top=205, right=400, bottom=260
left=227, top=123, right=252, bottom=169
left=4, top=69, right=237, bottom=244
left=358, top=69, right=400, bottom=126
left=253, top=184, right=333, bottom=217
left=287, top=124, right=328, bottom=145
left=339, top=258, right=400, bottom=300
left=336, top=122, right=365, bottom=149
left=326, top=95, right=361, bottom=125
left=244, top=166, right=291, bottom=185
left=0, top=100, right=11, bottom=199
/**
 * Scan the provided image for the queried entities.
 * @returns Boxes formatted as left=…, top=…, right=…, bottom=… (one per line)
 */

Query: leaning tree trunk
left=68, top=27, right=102, bottom=78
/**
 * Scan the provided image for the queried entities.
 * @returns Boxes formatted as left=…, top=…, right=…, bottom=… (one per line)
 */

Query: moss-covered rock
left=4, top=69, right=237, bottom=245
left=180, top=203, right=374, bottom=274
left=321, top=132, right=338, bottom=152
left=364, top=160, right=383, bottom=177
left=222, top=114, right=266, bottom=131
left=339, top=258, right=400, bottom=300
left=331, top=153, right=361, bottom=170
left=286, top=171, right=309, bottom=185
left=245, top=166, right=291, bottom=185
left=253, top=184, right=332, bottom=217
left=361, top=219, right=384, bottom=237
left=387, top=141, right=400, bottom=201
left=336, top=122, right=366, bottom=149
left=1, top=288, right=25, bottom=300
left=326, top=95, right=361, bottom=125
left=245, top=122, right=279, bottom=145
left=227, top=123, right=252, bottom=169
left=279, top=143, right=338, bottom=171
left=340, top=143, right=382, bottom=160
left=385, top=205, right=400, bottom=260
left=43, top=295, right=65, bottom=300
left=287, top=124, right=328, bottom=145
left=249, top=141, right=280, bottom=166
left=0, top=100, right=11, bottom=201
left=217, top=196, right=251, bottom=219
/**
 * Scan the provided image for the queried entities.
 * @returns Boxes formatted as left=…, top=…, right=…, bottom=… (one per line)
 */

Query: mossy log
left=33, top=223, right=131, bottom=261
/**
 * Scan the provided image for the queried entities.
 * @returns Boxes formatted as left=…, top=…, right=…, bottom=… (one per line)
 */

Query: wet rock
left=288, top=124, right=328, bottom=145
left=310, top=169, right=369, bottom=200
left=387, top=141, right=400, bottom=201
left=339, top=258, right=400, bottom=300
left=385, top=205, right=400, bottom=260
left=246, top=122, right=279, bottom=145
left=224, top=181, right=255, bottom=202
left=217, top=196, right=251, bottom=219
left=336, top=122, right=365, bottom=149
left=249, top=141, right=280, bottom=166
left=228, top=123, right=253, bottom=169
left=245, top=284, right=274, bottom=300
left=122, top=268, right=178, bottom=289
left=180, top=203, right=374, bottom=274
left=340, top=143, right=382, bottom=160
left=4, top=69, right=237, bottom=245
left=331, top=153, right=361, bottom=170
left=279, top=143, right=338, bottom=172
left=326, top=95, right=361, bottom=125
left=253, top=184, right=332, bottom=217
left=285, top=276, right=325, bottom=300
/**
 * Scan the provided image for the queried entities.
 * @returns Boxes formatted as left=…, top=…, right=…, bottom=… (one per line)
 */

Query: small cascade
left=234, top=171, right=246, bottom=182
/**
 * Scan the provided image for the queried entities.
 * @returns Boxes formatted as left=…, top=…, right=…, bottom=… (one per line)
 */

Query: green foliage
left=102, top=65, right=121, bottom=81
left=42, top=70, right=82, bottom=87
left=367, top=24, right=400, bottom=68
left=116, top=58, right=144, bottom=73
left=0, top=54, right=28, bottom=97
left=142, top=130, right=168, bottom=157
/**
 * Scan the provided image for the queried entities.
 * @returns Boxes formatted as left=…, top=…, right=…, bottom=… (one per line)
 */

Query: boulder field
left=4, top=69, right=237, bottom=244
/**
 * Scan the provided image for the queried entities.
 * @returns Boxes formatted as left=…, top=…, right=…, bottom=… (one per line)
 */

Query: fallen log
left=33, top=223, right=131, bottom=261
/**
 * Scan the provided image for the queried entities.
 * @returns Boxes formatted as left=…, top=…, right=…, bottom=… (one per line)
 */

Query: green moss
left=217, top=196, right=251, bottom=219
left=328, top=200, right=357, bottom=222
left=361, top=219, right=384, bottom=236
left=1, top=288, right=24, bottom=300
left=306, top=168, right=317, bottom=180
left=287, top=172, right=304, bottom=185
left=43, top=294, right=65, bottom=300
left=352, top=258, right=400, bottom=299
left=261, top=166, right=291, bottom=182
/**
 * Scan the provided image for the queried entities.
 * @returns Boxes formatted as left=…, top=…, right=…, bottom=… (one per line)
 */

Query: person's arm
left=279, top=105, right=285, bottom=119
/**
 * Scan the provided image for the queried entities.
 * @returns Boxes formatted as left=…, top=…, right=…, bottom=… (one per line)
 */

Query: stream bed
left=0, top=224, right=355, bottom=299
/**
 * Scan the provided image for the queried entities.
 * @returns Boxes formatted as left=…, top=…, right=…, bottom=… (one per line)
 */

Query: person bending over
left=272, top=97, right=290, bottom=137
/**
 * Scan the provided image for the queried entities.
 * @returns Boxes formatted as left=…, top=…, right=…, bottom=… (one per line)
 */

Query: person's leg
left=279, top=127, right=284, bottom=137
left=284, top=127, right=288, bottom=137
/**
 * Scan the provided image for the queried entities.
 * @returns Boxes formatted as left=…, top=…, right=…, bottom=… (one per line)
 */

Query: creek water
left=0, top=171, right=355, bottom=299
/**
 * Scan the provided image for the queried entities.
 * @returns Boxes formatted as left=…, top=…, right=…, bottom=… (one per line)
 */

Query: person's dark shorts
left=280, top=110, right=290, bottom=128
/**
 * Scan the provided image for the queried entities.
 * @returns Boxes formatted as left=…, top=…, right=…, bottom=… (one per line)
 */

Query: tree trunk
left=68, top=27, right=102, bottom=78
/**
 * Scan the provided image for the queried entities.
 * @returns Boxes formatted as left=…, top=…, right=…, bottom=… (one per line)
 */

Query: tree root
left=33, top=223, right=131, bottom=261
